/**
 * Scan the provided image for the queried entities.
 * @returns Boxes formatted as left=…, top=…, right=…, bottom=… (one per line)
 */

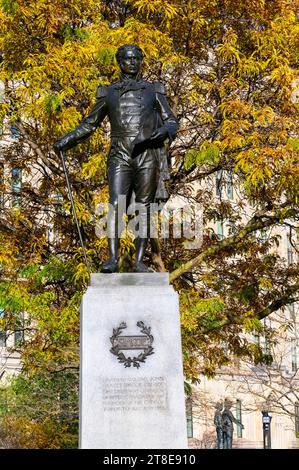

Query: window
left=216, top=170, right=233, bottom=199
left=288, top=304, right=296, bottom=322
left=216, top=219, right=224, bottom=240
left=264, top=319, right=272, bottom=356
left=0, top=309, right=6, bottom=348
left=264, top=334, right=271, bottom=356
left=260, top=229, right=267, bottom=243
left=0, top=331, right=6, bottom=348
left=227, top=220, right=236, bottom=236
left=287, top=235, right=294, bottom=265
left=53, top=191, right=65, bottom=215
left=236, top=399, right=243, bottom=438
left=291, top=340, right=297, bottom=372
left=295, top=403, right=299, bottom=438
left=186, top=398, right=193, bottom=438
left=227, top=171, right=233, bottom=199
left=14, top=313, right=24, bottom=347
left=11, top=167, right=22, bottom=207
left=14, top=329, right=24, bottom=347
left=253, top=333, right=260, bottom=345
left=216, top=170, right=222, bottom=197
left=10, top=124, right=20, bottom=140
left=0, top=162, right=4, bottom=207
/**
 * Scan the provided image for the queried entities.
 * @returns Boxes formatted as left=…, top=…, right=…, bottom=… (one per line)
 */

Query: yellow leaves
left=64, top=197, right=91, bottom=225
left=220, top=118, right=251, bottom=151
left=243, top=316, right=263, bottom=333
left=238, top=56, right=269, bottom=77
left=236, top=148, right=275, bottom=187
left=81, top=152, right=106, bottom=182
left=221, top=134, right=246, bottom=151
left=73, top=262, right=89, bottom=286
left=268, top=129, right=288, bottom=146
left=220, top=99, right=251, bottom=119
left=236, top=144, right=299, bottom=201
left=56, top=107, right=82, bottom=134
left=0, top=415, right=76, bottom=449
left=0, top=250, right=15, bottom=269
left=216, top=28, right=241, bottom=63
left=222, top=119, right=251, bottom=135
left=253, top=106, right=275, bottom=126
left=270, top=64, right=294, bottom=87
left=119, top=234, right=135, bottom=257
left=258, top=277, right=273, bottom=290
left=127, top=0, right=178, bottom=21
left=110, top=18, right=176, bottom=65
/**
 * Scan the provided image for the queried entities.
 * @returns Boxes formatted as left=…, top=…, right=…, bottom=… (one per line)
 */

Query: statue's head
left=116, top=44, right=144, bottom=76
left=215, top=401, right=223, bottom=411
left=224, top=398, right=233, bottom=409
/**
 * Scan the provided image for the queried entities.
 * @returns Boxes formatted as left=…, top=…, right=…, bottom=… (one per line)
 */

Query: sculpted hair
left=116, top=44, right=144, bottom=63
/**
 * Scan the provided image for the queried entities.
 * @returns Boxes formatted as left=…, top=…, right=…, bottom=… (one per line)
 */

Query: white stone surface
left=80, top=273, right=187, bottom=449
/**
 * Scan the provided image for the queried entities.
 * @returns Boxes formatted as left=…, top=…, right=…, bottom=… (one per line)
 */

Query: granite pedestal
left=80, top=273, right=187, bottom=449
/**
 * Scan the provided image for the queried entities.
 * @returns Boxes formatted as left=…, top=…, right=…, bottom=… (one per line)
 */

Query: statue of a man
left=54, top=44, right=178, bottom=273
left=222, top=399, right=244, bottom=449
left=214, top=401, right=224, bottom=449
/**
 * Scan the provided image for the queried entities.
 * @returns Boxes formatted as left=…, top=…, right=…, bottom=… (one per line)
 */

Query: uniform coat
left=58, top=79, right=178, bottom=201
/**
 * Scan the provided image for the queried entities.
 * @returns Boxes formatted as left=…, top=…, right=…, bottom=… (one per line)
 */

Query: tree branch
left=170, top=206, right=298, bottom=282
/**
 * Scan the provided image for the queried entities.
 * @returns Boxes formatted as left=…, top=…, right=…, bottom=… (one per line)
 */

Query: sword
left=60, top=150, right=91, bottom=276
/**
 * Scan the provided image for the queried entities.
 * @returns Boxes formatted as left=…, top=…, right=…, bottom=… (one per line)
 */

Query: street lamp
left=262, top=410, right=272, bottom=449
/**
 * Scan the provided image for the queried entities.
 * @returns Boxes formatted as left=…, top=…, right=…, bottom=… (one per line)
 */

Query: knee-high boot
left=133, top=237, right=149, bottom=273
left=101, top=238, right=119, bottom=273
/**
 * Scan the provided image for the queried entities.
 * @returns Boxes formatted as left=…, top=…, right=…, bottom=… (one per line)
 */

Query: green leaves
left=184, top=142, right=220, bottom=170
left=44, top=93, right=63, bottom=115
left=1, top=0, right=18, bottom=14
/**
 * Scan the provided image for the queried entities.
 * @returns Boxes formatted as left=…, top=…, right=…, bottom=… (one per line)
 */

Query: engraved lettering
left=102, top=377, right=167, bottom=412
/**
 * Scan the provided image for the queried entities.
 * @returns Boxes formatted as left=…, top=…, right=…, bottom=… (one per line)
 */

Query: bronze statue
left=54, top=44, right=178, bottom=273
left=214, top=401, right=224, bottom=449
left=221, top=399, right=244, bottom=449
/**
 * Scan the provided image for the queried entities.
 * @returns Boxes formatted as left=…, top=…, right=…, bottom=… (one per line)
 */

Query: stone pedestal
left=80, top=273, right=187, bottom=449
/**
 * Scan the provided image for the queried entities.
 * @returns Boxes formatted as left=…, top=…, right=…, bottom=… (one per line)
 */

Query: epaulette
left=154, top=81, right=166, bottom=94
left=96, top=85, right=108, bottom=99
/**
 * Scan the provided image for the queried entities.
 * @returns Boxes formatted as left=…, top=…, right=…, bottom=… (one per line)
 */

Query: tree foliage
left=0, top=0, right=298, bottom=447
left=0, top=370, right=78, bottom=448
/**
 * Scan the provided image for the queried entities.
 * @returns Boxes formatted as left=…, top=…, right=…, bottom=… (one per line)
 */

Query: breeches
left=107, top=149, right=159, bottom=239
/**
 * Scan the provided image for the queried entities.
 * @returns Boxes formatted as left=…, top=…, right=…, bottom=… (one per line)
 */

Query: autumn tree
left=0, top=0, right=298, bottom=447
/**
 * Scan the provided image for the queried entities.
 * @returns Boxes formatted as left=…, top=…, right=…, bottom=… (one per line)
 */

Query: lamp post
left=262, top=410, right=272, bottom=449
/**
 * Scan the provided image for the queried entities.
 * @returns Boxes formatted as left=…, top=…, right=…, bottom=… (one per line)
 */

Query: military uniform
left=56, top=77, right=178, bottom=270
left=57, top=78, right=178, bottom=202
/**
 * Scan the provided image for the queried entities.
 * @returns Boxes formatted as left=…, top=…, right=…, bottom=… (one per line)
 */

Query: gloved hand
left=150, top=127, right=168, bottom=144
left=53, top=139, right=67, bottom=155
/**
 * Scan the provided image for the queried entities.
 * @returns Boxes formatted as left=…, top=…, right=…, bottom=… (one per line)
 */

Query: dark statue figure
left=214, top=402, right=224, bottom=449
left=54, top=44, right=178, bottom=273
left=214, top=399, right=244, bottom=449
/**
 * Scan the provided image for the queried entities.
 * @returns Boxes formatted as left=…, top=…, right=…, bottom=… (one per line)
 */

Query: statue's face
left=118, top=49, right=142, bottom=76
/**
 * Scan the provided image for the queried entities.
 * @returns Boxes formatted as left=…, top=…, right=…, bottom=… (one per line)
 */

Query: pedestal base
left=80, top=273, right=187, bottom=449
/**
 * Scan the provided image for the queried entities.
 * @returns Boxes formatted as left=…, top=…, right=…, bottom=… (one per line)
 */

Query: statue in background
left=214, top=401, right=224, bottom=449
left=221, top=399, right=244, bottom=449
left=214, top=399, right=244, bottom=449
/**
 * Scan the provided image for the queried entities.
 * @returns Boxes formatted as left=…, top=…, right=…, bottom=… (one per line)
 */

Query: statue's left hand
left=150, top=127, right=168, bottom=143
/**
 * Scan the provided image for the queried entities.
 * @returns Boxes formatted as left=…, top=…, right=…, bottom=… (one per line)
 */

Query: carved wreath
left=110, top=321, right=154, bottom=368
